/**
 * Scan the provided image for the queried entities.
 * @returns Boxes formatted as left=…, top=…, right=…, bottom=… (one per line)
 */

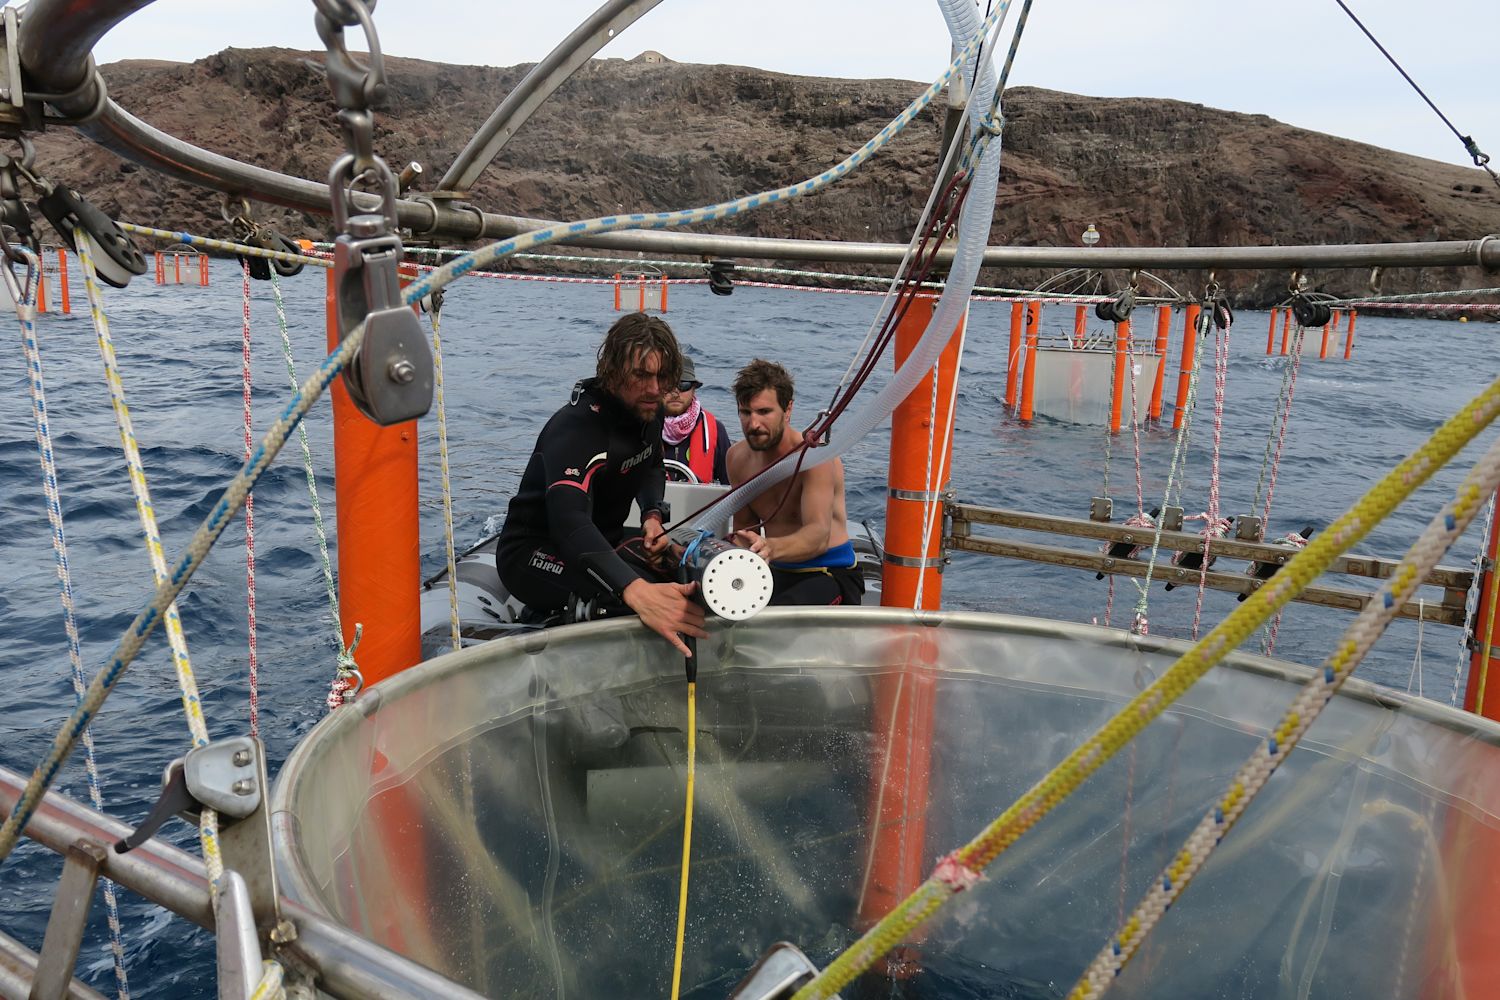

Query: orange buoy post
left=1279, top=307, right=1292, bottom=356
left=199, top=255, right=210, bottom=287
left=862, top=295, right=962, bottom=935
left=326, top=267, right=438, bottom=962
left=57, top=248, right=70, bottom=314
left=660, top=276, right=668, bottom=312
left=327, top=266, right=422, bottom=686
left=1319, top=319, right=1331, bottom=360
left=1331, top=308, right=1342, bottom=332
left=1463, top=492, right=1500, bottom=722
left=1019, top=302, right=1040, bottom=422
left=1171, top=304, right=1202, bottom=431
left=1073, top=304, right=1086, bottom=348
left=1266, top=308, right=1278, bottom=355
left=1450, top=492, right=1500, bottom=1000
left=1109, top=320, right=1130, bottom=435
left=35, top=260, right=47, bottom=312
left=1344, top=310, right=1357, bottom=359
left=1004, top=300, right=1023, bottom=409
left=613, top=273, right=621, bottom=311
left=1149, top=305, right=1170, bottom=421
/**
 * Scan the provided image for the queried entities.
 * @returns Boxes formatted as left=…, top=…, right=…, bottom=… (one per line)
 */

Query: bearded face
left=738, top=388, right=789, bottom=452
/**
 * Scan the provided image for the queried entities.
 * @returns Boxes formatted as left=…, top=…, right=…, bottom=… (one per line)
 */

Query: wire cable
left=1331, top=0, right=1499, bottom=187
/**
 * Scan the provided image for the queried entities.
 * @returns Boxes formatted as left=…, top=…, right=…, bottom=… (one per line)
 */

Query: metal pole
left=0, top=766, right=488, bottom=1000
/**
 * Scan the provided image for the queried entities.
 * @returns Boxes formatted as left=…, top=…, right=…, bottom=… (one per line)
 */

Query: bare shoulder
left=725, top=440, right=750, bottom=484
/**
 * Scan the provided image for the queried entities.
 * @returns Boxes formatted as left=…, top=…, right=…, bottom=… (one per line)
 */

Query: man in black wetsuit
left=497, top=313, right=707, bottom=657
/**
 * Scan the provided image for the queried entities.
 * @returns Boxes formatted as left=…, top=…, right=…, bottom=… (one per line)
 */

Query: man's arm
left=541, top=418, right=639, bottom=597
left=739, top=465, right=835, bottom=565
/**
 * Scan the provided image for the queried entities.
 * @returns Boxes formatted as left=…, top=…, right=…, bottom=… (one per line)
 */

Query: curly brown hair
left=733, top=358, right=795, bottom=410
left=596, top=312, right=683, bottom=393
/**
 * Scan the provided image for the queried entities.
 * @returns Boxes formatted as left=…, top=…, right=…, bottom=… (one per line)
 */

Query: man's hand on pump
left=623, top=578, right=707, bottom=657
left=731, top=528, right=775, bottom=563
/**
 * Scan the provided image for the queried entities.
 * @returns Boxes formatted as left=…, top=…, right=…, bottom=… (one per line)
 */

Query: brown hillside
left=30, top=48, right=1500, bottom=303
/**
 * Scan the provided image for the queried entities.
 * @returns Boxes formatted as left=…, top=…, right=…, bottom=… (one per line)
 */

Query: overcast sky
left=68, top=0, right=1500, bottom=172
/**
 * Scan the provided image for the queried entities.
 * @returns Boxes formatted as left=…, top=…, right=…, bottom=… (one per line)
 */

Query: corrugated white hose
left=683, top=6, right=1003, bottom=531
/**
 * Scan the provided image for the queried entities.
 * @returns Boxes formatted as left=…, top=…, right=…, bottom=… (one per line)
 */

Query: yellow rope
left=794, top=375, right=1500, bottom=1000
left=670, top=680, right=697, bottom=1000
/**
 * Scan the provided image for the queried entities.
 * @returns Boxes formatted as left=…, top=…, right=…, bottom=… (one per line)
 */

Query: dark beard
left=746, top=427, right=783, bottom=452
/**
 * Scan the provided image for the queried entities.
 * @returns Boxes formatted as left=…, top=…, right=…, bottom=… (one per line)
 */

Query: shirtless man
left=726, top=359, right=865, bottom=606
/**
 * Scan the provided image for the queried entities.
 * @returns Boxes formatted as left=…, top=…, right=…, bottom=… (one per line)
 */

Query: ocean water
left=0, top=262, right=1496, bottom=997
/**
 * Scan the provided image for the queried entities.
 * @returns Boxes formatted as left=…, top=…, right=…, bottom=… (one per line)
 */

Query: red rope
left=241, top=260, right=259, bottom=737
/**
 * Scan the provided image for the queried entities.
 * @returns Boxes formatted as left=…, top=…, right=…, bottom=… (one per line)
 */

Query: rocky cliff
left=31, top=48, right=1500, bottom=302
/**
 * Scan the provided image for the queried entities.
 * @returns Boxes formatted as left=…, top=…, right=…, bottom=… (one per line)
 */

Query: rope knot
left=933, top=850, right=983, bottom=894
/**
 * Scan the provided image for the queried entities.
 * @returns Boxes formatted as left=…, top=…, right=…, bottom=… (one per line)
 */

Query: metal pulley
left=1094, top=287, right=1135, bottom=323
left=708, top=259, right=736, bottom=296
left=1291, top=295, right=1333, bottom=328
left=37, top=186, right=146, bottom=287
left=682, top=536, right=773, bottom=620
left=241, top=227, right=306, bottom=280
left=332, top=215, right=433, bottom=426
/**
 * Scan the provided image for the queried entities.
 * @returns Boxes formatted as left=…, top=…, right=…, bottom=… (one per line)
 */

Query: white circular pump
left=685, top=537, right=773, bottom=620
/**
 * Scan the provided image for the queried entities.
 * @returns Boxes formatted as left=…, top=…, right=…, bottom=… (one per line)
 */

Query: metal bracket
left=1090, top=496, right=1113, bottom=522
left=1160, top=505, right=1185, bottom=532
left=1235, top=515, right=1263, bottom=542
left=332, top=218, right=434, bottom=426
left=31, top=839, right=107, bottom=1000
left=729, top=942, right=836, bottom=1000
left=0, top=7, right=41, bottom=135
left=115, top=737, right=283, bottom=935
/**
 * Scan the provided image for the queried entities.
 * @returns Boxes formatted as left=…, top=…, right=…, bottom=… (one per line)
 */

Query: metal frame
left=16, top=2, right=1500, bottom=267
left=950, top=503, right=1472, bottom=625
left=0, top=767, right=487, bottom=1000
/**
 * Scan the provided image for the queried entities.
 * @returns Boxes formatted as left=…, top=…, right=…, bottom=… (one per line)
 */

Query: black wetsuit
left=497, top=378, right=668, bottom=614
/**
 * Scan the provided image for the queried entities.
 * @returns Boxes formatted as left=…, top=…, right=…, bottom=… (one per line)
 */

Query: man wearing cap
left=661, top=355, right=733, bottom=484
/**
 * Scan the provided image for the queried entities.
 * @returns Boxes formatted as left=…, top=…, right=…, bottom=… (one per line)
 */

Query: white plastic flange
left=699, top=548, right=774, bottom=620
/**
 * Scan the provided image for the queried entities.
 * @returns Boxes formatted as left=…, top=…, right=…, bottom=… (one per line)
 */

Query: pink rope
left=1261, top=326, right=1305, bottom=531
left=1191, top=317, right=1232, bottom=638
left=240, top=260, right=259, bottom=737
left=933, top=850, right=983, bottom=893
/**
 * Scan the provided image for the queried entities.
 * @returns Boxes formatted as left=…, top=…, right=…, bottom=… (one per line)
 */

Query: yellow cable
left=794, top=375, right=1500, bottom=1000
left=670, top=680, right=697, bottom=1000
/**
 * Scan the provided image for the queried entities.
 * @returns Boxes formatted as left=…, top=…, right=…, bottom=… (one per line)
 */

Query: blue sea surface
left=0, top=264, right=1496, bottom=996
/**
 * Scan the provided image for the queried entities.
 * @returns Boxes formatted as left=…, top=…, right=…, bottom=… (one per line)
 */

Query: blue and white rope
left=11, top=248, right=133, bottom=999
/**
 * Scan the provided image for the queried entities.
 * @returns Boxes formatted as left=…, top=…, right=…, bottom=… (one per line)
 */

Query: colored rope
left=429, top=298, right=462, bottom=653
left=668, top=681, right=698, bottom=1000
left=1453, top=491, right=1494, bottom=705
left=118, top=222, right=325, bottom=269
left=1472, top=527, right=1500, bottom=716
left=73, top=238, right=226, bottom=875
left=1129, top=311, right=1207, bottom=628
left=913, top=317, right=968, bottom=610
left=265, top=272, right=364, bottom=709
left=1191, top=318, right=1232, bottom=639
left=1259, top=325, right=1306, bottom=531
left=0, top=2, right=1009, bottom=864
left=240, top=260, right=260, bottom=736
left=1069, top=423, right=1500, bottom=999
left=9, top=250, right=133, bottom=999
left=1250, top=324, right=1304, bottom=519
left=794, top=373, right=1500, bottom=1000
